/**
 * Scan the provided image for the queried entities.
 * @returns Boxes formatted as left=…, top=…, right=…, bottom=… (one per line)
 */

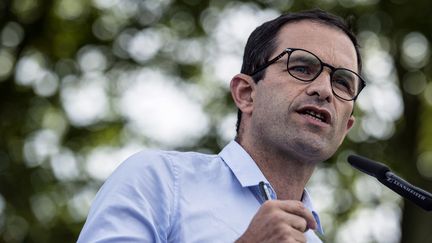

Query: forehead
left=275, top=20, right=358, bottom=71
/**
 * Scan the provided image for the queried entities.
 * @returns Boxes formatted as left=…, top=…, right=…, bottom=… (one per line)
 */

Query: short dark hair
left=235, top=9, right=361, bottom=134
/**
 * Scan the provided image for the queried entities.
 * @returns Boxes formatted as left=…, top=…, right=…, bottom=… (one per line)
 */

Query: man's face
left=250, top=20, right=357, bottom=162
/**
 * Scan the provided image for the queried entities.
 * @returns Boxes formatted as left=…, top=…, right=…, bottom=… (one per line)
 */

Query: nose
left=305, top=68, right=333, bottom=102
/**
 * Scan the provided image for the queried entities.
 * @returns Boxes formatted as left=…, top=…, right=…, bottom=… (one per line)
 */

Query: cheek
left=254, top=80, right=303, bottom=117
left=253, top=90, right=288, bottom=125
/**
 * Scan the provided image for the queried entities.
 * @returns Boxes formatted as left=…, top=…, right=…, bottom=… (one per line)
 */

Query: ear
left=345, top=115, right=355, bottom=134
left=230, top=73, right=256, bottom=115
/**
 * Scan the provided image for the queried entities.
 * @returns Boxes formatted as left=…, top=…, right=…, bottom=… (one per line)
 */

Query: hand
left=236, top=200, right=317, bottom=243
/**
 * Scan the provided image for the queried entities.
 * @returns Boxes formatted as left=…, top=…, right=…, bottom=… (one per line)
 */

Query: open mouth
left=297, top=107, right=331, bottom=124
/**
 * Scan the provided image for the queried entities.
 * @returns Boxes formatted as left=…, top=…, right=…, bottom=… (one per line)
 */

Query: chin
left=290, top=139, right=335, bottom=162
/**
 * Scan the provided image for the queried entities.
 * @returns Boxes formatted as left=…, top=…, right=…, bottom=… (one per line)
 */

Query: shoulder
left=112, top=149, right=219, bottom=179
left=129, top=149, right=217, bottom=163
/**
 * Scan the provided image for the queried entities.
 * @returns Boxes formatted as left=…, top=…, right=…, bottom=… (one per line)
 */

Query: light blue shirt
left=78, top=141, right=324, bottom=242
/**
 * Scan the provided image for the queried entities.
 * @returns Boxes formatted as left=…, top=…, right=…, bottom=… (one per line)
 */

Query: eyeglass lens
left=287, top=50, right=360, bottom=100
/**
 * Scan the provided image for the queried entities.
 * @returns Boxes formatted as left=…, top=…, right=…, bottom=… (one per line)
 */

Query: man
left=78, top=9, right=365, bottom=243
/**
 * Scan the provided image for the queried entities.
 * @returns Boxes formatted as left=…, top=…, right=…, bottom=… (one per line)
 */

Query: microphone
left=347, top=154, right=432, bottom=211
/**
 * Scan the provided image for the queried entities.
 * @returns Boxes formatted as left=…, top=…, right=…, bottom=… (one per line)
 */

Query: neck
left=236, top=137, right=317, bottom=201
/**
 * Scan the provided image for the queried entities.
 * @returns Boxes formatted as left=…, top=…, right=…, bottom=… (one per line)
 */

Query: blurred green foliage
left=1, top=0, right=432, bottom=242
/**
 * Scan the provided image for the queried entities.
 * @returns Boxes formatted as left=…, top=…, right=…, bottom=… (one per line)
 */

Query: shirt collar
left=219, top=140, right=324, bottom=235
left=302, top=189, right=325, bottom=235
left=219, top=140, right=268, bottom=187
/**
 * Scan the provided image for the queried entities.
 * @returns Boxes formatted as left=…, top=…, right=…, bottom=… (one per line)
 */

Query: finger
left=289, top=227, right=307, bottom=243
left=293, top=229, right=307, bottom=243
left=261, top=201, right=310, bottom=232
left=283, top=225, right=307, bottom=243
left=275, top=200, right=317, bottom=230
left=283, top=213, right=308, bottom=232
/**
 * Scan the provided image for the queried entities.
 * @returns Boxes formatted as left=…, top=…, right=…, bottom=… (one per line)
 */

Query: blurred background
left=1, top=0, right=432, bottom=242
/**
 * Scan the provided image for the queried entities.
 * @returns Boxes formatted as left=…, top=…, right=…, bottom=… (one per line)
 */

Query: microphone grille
left=347, top=155, right=390, bottom=179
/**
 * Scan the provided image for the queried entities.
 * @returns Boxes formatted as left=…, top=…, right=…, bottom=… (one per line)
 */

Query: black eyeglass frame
left=250, top=48, right=366, bottom=101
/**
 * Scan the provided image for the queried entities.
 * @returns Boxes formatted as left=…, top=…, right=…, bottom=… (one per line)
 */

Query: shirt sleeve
left=77, top=150, right=178, bottom=243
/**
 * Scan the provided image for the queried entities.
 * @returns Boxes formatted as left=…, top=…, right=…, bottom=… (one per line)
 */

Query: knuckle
left=274, top=223, right=290, bottom=235
left=264, top=200, right=277, bottom=208
left=259, top=201, right=272, bottom=213
left=294, top=201, right=305, bottom=211
left=262, top=200, right=280, bottom=214
left=269, top=211, right=283, bottom=221
left=261, top=200, right=270, bottom=210
left=297, top=218, right=307, bottom=231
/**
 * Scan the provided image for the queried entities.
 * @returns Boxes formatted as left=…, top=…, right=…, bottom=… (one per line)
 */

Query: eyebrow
left=289, top=55, right=318, bottom=63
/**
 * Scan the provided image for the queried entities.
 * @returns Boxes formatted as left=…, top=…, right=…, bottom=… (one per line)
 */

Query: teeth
left=305, top=110, right=325, bottom=122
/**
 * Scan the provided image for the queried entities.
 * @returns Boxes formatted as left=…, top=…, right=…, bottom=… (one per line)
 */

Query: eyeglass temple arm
left=250, top=50, right=289, bottom=76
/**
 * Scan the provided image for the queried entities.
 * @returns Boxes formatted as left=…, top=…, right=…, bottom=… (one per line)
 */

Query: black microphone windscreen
left=347, top=155, right=390, bottom=179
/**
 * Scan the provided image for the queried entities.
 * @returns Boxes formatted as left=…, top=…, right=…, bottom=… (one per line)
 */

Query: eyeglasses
left=250, top=48, right=366, bottom=101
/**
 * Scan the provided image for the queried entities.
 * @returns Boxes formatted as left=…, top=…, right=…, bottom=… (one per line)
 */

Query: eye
left=287, top=51, right=322, bottom=80
left=288, top=62, right=320, bottom=79
left=335, top=77, right=350, bottom=87
left=333, top=76, right=355, bottom=95
left=289, top=65, right=312, bottom=74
